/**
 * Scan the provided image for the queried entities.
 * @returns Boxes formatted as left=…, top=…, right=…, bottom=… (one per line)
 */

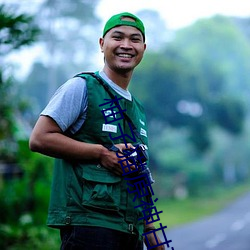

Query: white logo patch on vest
left=102, top=124, right=117, bottom=133
left=104, top=110, right=117, bottom=119
left=140, top=119, right=145, bottom=126
left=140, top=128, right=147, bottom=137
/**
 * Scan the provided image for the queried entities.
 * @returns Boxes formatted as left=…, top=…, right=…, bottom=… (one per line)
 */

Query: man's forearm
left=30, top=131, right=105, bottom=161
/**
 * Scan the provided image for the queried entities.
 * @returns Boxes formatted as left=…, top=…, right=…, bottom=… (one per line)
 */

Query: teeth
left=118, top=54, right=132, bottom=58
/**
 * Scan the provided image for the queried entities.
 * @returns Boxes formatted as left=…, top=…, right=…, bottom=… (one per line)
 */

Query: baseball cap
left=103, top=12, right=145, bottom=41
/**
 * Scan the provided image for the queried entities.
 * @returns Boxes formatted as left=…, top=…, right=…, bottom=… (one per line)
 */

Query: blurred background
left=1, top=0, right=250, bottom=249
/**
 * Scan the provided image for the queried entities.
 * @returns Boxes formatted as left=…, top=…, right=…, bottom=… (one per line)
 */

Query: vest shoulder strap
left=74, top=72, right=142, bottom=141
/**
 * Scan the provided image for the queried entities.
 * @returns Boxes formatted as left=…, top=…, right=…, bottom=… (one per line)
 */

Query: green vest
left=47, top=73, right=149, bottom=239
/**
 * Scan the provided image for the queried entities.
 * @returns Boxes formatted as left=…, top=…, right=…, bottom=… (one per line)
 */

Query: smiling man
left=100, top=13, right=146, bottom=83
left=29, top=12, right=164, bottom=250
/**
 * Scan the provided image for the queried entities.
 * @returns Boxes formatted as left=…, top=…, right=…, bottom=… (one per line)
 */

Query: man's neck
left=102, top=67, right=133, bottom=90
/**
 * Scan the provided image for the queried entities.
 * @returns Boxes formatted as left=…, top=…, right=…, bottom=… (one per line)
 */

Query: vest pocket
left=81, top=165, right=122, bottom=212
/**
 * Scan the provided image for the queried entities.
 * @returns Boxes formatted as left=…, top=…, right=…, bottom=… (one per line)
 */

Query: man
left=30, top=12, right=164, bottom=250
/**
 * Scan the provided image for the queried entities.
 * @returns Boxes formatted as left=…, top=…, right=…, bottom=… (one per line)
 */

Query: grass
left=155, top=182, right=250, bottom=229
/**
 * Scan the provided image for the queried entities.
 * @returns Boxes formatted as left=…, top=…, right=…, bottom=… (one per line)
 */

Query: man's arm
left=144, top=221, right=165, bottom=250
left=29, top=115, right=130, bottom=175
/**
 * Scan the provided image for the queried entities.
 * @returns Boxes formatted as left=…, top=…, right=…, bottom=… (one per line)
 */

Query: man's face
left=100, top=22, right=146, bottom=74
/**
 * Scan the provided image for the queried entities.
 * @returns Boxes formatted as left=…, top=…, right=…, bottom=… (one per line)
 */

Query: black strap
left=75, top=72, right=143, bottom=143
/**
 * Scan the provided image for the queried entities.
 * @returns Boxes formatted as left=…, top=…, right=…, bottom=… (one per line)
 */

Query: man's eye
left=132, top=38, right=141, bottom=42
left=113, top=36, right=122, bottom=40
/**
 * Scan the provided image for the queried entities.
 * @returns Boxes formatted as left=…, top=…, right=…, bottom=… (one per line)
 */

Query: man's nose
left=120, top=39, right=132, bottom=49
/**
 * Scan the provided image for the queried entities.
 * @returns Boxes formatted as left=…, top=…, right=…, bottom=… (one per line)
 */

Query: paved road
left=145, top=192, right=250, bottom=250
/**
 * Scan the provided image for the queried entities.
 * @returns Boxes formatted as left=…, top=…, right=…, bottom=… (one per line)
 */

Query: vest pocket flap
left=81, top=164, right=122, bottom=212
left=82, top=164, right=121, bottom=183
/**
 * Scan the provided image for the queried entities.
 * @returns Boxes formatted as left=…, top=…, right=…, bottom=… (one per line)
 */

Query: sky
left=97, top=0, right=250, bottom=29
left=2, top=0, right=250, bottom=78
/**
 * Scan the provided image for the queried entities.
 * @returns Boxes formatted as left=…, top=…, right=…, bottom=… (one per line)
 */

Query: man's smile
left=117, top=53, right=133, bottom=58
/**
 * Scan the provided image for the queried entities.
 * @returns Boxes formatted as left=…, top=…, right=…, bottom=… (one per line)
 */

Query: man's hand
left=144, top=221, right=165, bottom=250
left=99, top=143, right=135, bottom=176
left=144, top=232, right=165, bottom=250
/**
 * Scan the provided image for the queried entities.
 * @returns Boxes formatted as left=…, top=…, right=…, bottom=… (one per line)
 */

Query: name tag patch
left=102, top=124, right=117, bottom=133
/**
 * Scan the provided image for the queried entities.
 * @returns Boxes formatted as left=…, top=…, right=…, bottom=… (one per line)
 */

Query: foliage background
left=1, top=1, right=250, bottom=249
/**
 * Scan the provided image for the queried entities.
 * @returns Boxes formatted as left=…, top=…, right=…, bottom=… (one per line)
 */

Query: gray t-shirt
left=41, top=70, right=132, bottom=134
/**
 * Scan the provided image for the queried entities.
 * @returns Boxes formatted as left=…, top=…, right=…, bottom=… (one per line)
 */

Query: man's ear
left=99, top=37, right=104, bottom=52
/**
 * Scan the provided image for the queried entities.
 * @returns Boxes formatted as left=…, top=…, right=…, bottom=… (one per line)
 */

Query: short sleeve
left=41, top=77, right=87, bottom=133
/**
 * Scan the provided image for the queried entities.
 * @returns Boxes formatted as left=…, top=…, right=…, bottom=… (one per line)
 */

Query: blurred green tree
left=18, top=0, right=102, bottom=115
left=0, top=5, right=59, bottom=249
left=36, top=0, right=101, bottom=100
left=0, top=4, right=39, bottom=56
left=132, top=15, right=249, bottom=153
left=0, top=3, right=39, bottom=160
left=131, top=15, right=250, bottom=196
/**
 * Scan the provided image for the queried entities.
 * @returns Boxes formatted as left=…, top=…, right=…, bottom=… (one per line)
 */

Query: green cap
left=103, top=12, right=145, bottom=41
